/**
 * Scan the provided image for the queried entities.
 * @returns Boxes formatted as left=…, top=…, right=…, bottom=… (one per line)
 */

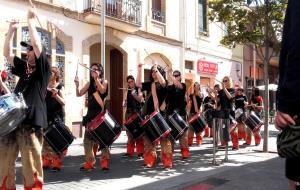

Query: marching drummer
left=42, top=67, right=66, bottom=172
left=234, top=86, right=248, bottom=141
left=187, top=82, right=204, bottom=146
left=0, top=70, right=10, bottom=95
left=244, top=87, right=263, bottom=146
left=2, top=8, right=52, bottom=189
left=74, top=63, right=110, bottom=171
left=136, top=63, right=172, bottom=169
left=165, top=70, right=189, bottom=159
left=122, top=75, right=144, bottom=158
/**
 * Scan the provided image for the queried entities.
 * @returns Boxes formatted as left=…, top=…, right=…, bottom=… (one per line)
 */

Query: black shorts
left=286, top=157, right=300, bottom=182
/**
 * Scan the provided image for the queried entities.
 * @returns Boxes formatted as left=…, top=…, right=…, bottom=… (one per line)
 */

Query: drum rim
left=140, top=111, right=159, bottom=127
left=88, top=110, right=107, bottom=131
left=124, top=112, right=140, bottom=126
left=188, top=113, right=201, bottom=124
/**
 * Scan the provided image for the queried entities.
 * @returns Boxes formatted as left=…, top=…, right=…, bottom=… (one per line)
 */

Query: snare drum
left=235, top=108, right=245, bottom=123
left=141, top=111, right=172, bottom=143
left=88, top=110, right=122, bottom=149
left=43, top=118, right=74, bottom=155
left=168, top=111, right=189, bottom=141
left=124, top=112, right=144, bottom=139
left=0, top=93, right=27, bottom=137
left=244, top=111, right=263, bottom=132
left=188, top=113, right=207, bottom=133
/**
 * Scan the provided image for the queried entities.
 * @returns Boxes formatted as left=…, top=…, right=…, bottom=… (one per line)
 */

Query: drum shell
left=141, top=111, right=171, bottom=143
left=124, top=113, right=144, bottom=139
left=43, top=119, right=74, bottom=155
left=244, top=111, right=263, bottom=132
left=235, top=108, right=246, bottom=123
left=88, top=111, right=122, bottom=149
left=0, top=93, right=27, bottom=137
left=168, top=112, right=189, bottom=141
left=188, top=114, right=207, bottom=133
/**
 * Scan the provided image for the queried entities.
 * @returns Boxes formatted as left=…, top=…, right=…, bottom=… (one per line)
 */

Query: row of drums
left=39, top=108, right=264, bottom=156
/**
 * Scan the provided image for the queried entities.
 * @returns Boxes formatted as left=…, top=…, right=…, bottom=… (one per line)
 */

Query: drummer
left=136, top=63, right=172, bottom=169
left=74, top=63, right=110, bottom=171
left=187, top=82, right=204, bottom=146
left=244, top=87, right=263, bottom=146
left=0, top=70, right=10, bottom=95
left=2, top=8, right=52, bottom=189
left=42, top=67, right=66, bottom=172
left=234, top=86, right=248, bottom=141
left=122, top=75, right=144, bottom=158
left=165, top=70, right=189, bottom=159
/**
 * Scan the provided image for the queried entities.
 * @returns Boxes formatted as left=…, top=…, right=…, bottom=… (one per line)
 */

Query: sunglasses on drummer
left=223, top=79, right=228, bottom=83
left=127, top=80, right=134, bottom=83
left=173, top=74, right=180, bottom=77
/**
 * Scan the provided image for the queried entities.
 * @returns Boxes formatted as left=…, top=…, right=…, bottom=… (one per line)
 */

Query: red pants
left=126, top=131, right=144, bottom=156
left=188, top=127, right=202, bottom=146
left=245, top=127, right=261, bottom=145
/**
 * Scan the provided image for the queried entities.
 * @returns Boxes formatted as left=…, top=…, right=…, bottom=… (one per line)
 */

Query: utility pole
left=101, top=0, right=106, bottom=77
left=263, top=0, right=270, bottom=152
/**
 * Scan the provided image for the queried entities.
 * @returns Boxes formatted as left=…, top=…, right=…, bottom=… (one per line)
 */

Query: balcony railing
left=152, top=9, right=165, bottom=23
left=84, top=0, right=142, bottom=26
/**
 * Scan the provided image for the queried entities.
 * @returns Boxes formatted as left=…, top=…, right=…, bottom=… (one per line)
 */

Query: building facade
left=0, top=0, right=243, bottom=134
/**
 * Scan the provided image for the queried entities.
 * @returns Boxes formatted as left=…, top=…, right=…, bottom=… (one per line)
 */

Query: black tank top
left=127, top=86, right=141, bottom=112
left=45, top=83, right=65, bottom=121
left=83, top=80, right=108, bottom=125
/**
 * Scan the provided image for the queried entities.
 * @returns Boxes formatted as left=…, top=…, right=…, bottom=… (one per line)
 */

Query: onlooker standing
left=275, top=0, right=300, bottom=189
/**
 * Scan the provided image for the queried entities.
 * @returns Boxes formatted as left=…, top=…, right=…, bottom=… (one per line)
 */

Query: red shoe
left=80, top=162, right=95, bottom=171
left=101, top=159, right=109, bottom=170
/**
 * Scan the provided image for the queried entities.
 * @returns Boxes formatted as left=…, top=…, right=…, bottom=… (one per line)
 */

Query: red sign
left=250, top=66, right=259, bottom=79
left=197, top=60, right=218, bottom=75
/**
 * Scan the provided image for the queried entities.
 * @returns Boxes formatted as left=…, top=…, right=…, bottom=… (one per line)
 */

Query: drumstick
left=76, top=59, right=79, bottom=77
left=215, top=78, right=223, bottom=84
left=28, top=0, right=43, bottom=29
left=5, top=20, right=27, bottom=23
left=78, top=63, right=93, bottom=71
left=118, top=87, right=133, bottom=91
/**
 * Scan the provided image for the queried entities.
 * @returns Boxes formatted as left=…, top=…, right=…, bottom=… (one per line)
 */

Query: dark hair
left=90, top=63, right=103, bottom=79
left=51, top=67, right=60, bottom=82
left=149, top=65, right=166, bottom=83
left=193, top=82, right=200, bottom=93
left=173, top=70, right=181, bottom=76
left=126, top=75, right=135, bottom=81
left=253, top=87, right=259, bottom=96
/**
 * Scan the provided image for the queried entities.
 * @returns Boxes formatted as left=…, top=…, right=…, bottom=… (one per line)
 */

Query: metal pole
left=101, top=0, right=106, bottom=77
left=253, top=44, right=256, bottom=87
left=263, top=0, right=270, bottom=152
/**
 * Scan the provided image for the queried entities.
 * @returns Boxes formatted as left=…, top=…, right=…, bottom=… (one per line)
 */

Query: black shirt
left=218, top=88, right=235, bottom=111
left=126, top=86, right=141, bottom=112
left=203, top=96, right=215, bottom=111
left=83, top=81, right=108, bottom=126
left=142, top=81, right=167, bottom=115
left=234, top=95, right=247, bottom=111
left=166, top=83, right=187, bottom=116
left=12, top=50, right=51, bottom=128
left=189, top=94, right=202, bottom=114
left=45, top=83, right=65, bottom=121
left=277, top=0, right=300, bottom=115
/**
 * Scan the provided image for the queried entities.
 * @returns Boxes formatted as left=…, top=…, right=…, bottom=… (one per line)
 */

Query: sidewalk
left=14, top=124, right=286, bottom=190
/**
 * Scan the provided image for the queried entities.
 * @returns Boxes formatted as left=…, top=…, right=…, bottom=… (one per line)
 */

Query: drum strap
left=93, top=91, right=104, bottom=110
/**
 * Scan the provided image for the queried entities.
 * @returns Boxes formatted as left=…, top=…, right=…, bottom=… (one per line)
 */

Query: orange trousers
left=171, top=130, right=189, bottom=159
left=0, top=125, right=43, bottom=190
left=245, top=127, right=261, bottom=145
left=83, top=130, right=110, bottom=169
left=237, top=123, right=246, bottom=140
left=42, top=141, right=65, bottom=170
left=188, top=127, right=202, bottom=146
left=143, top=136, right=173, bottom=168
left=126, top=131, right=144, bottom=156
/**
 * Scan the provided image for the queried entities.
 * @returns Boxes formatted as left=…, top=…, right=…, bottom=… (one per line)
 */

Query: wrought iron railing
left=151, top=8, right=165, bottom=23
left=84, top=0, right=142, bottom=26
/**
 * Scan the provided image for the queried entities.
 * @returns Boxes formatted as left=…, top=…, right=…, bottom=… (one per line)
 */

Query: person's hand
left=50, top=88, right=58, bottom=97
left=131, top=89, right=136, bottom=96
left=28, top=7, right=37, bottom=19
left=8, top=20, right=19, bottom=33
left=221, top=82, right=225, bottom=89
left=91, top=70, right=99, bottom=80
left=275, top=111, right=296, bottom=130
left=74, top=76, right=79, bottom=87
left=138, top=63, right=143, bottom=71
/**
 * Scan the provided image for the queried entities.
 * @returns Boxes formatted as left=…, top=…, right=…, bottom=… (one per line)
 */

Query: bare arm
left=3, top=22, right=18, bottom=66
left=155, top=70, right=166, bottom=87
left=52, top=86, right=65, bottom=106
left=168, top=72, right=183, bottom=89
left=27, top=8, right=42, bottom=58
left=132, top=88, right=144, bottom=103
left=95, top=78, right=108, bottom=94
left=0, top=78, right=10, bottom=94
left=136, top=64, right=143, bottom=88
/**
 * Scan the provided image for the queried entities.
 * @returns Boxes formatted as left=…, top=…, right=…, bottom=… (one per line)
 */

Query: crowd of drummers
left=0, top=9, right=264, bottom=190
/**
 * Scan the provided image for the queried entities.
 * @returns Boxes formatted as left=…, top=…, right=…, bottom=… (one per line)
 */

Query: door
left=110, top=49, right=123, bottom=124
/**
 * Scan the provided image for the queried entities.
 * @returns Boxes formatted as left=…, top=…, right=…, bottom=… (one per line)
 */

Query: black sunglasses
left=223, top=80, right=228, bottom=82
left=173, top=74, right=180, bottom=77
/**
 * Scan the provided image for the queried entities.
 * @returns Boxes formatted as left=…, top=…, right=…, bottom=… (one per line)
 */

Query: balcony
left=83, top=0, right=142, bottom=32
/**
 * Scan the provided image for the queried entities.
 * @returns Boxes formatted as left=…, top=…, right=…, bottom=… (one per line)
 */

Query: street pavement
left=15, top=124, right=288, bottom=190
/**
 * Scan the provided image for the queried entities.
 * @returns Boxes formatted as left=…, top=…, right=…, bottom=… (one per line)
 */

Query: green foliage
left=208, top=0, right=287, bottom=55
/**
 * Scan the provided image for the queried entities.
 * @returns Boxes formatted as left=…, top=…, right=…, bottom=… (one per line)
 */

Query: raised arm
left=27, top=8, right=42, bottom=58
left=3, top=21, right=19, bottom=66
left=74, top=75, right=89, bottom=97
left=136, top=64, right=143, bottom=88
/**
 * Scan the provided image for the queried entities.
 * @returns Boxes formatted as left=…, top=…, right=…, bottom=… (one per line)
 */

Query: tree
left=208, top=0, right=287, bottom=152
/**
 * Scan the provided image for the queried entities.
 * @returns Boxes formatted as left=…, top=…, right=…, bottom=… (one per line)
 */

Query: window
left=185, top=60, right=193, bottom=70
left=56, top=39, right=65, bottom=84
left=198, top=0, right=207, bottom=33
left=152, top=0, right=165, bottom=23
